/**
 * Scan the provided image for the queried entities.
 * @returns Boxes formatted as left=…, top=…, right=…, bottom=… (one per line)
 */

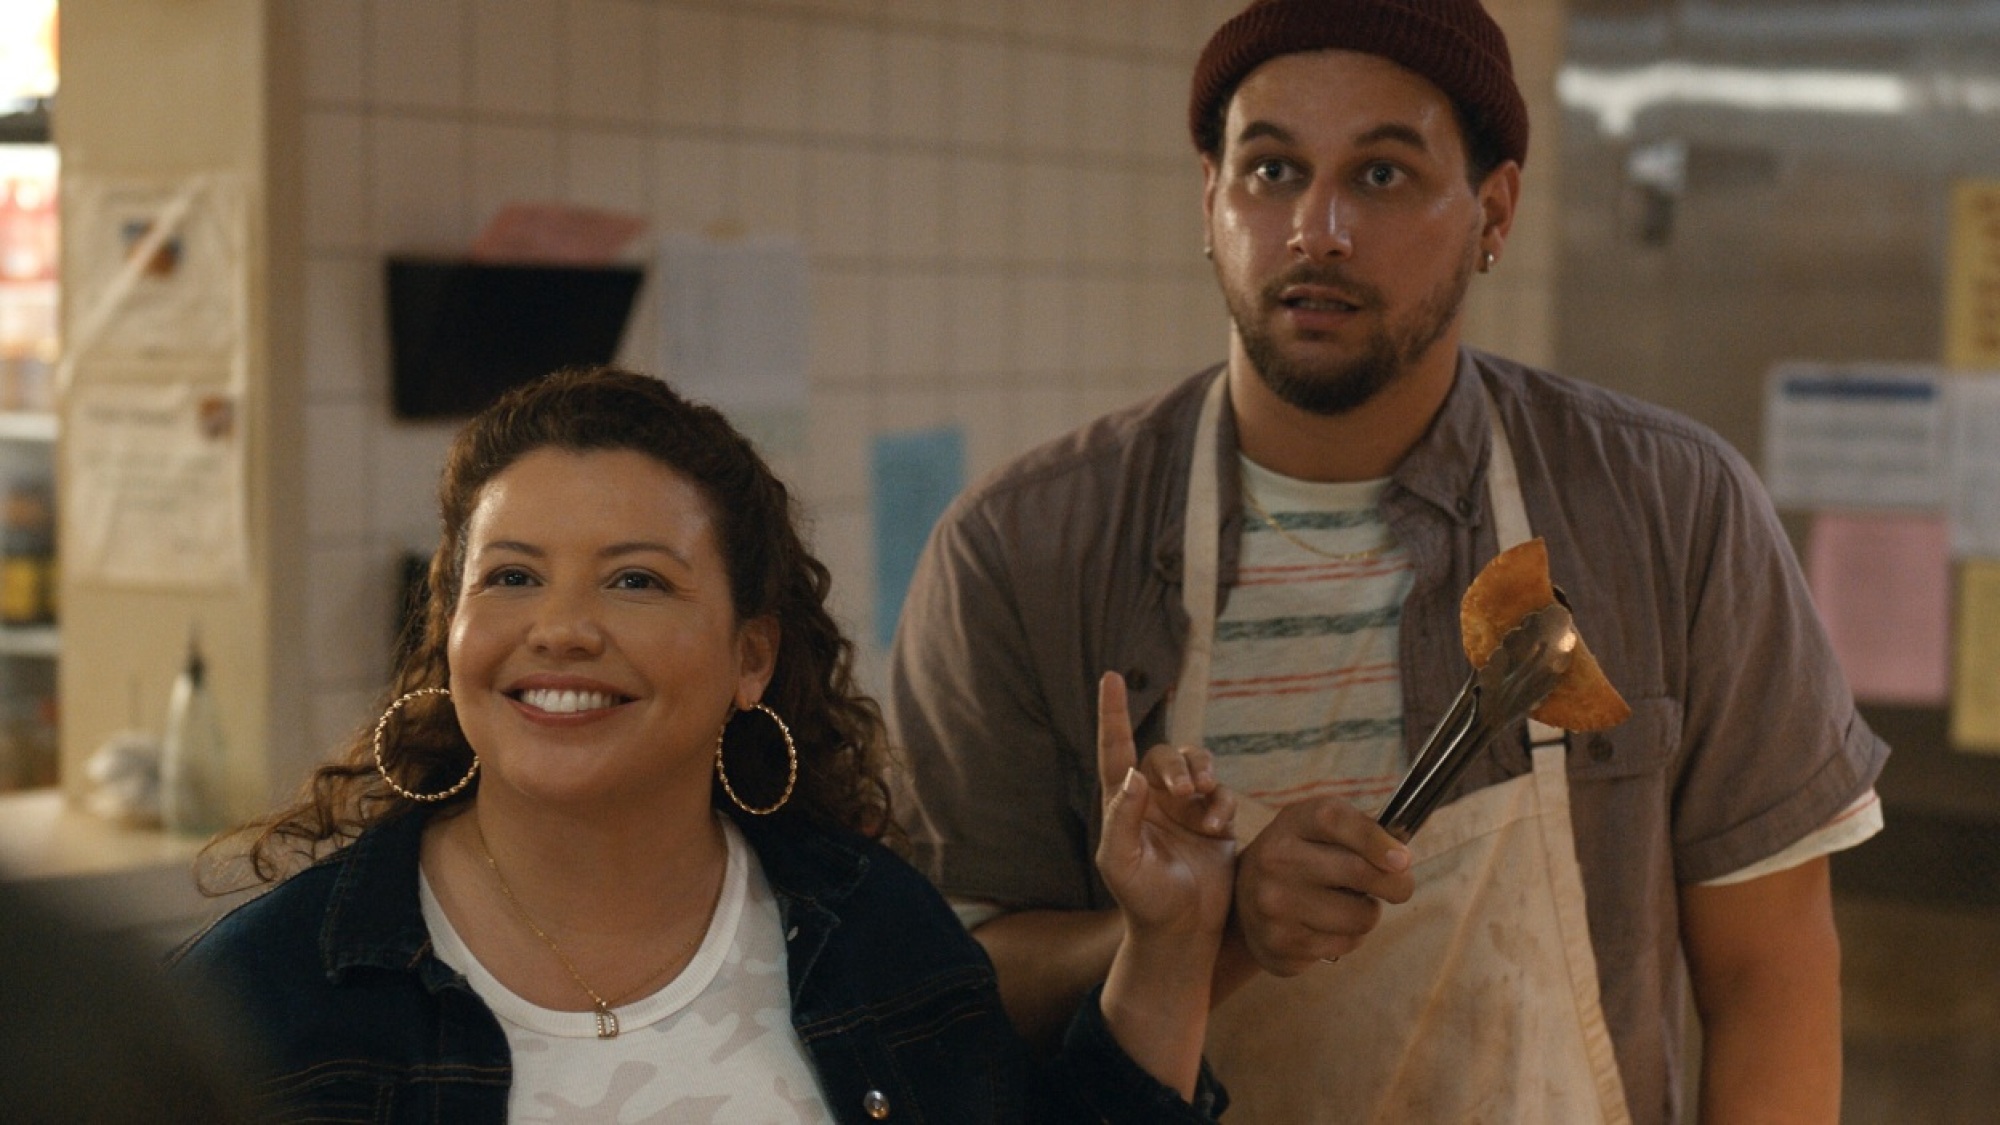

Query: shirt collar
left=1193, top=348, right=1493, bottom=532
left=1388, top=348, right=1492, bottom=528
left=319, top=811, right=445, bottom=983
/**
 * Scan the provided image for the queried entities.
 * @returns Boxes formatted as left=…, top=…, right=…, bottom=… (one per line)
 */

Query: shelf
left=0, top=624, right=57, bottom=657
left=0, top=410, right=55, bottom=442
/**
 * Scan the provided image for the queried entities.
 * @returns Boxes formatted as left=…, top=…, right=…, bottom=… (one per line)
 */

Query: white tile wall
left=371, top=117, right=470, bottom=251
left=564, top=0, right=655, bottom=125
left=879, top=271, right=947, bottom=384
left=656, top=7, right=731, bottom=129
left=468, top=123, right=563, bottom=221
left=881, top=32, right=947, bottom=145
left=946, top=0, right=1010, bottom=36
left=652, top=135, right=730, bottom=231
left=944, top=272, right=1011, bottom=380
left=949, top=40, right=1010, bottom=151
left=806, top=147, right=878, bottom=261
left=807, top=266, right=875, bottom=387
left=734, top=13, right=810, bottom=134
left=301, top=257, right=381, bottom=397
left=284, top=0, right=1289, bottom=749
left=878, top=153, right=945, bottom=262
left=730, top=139, right=809, bottom=237
left=808, top=24, right=879, bottom=140
left=301, top=112, right=372, bottom=252
left=470, top=0, right=562, bottom=116
left=302, top=399, right=374, bottom=543
left=948, top=157, right=1013, bottom=262
left=297, top=0, right=369, bottom=106
left=561, top=130, right=654, bottom=214
left=372, top=0, right=468, bottom=113
left=305, top=543, right=395, bottom=686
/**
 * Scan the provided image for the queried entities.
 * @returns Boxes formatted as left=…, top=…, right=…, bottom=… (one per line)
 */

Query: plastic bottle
left=160, top=631, right=229, bottom=835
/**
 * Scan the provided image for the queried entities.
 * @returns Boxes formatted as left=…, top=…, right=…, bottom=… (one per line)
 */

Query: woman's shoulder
left=172, top=815, right=427, bottom=980
left=173, top=858, right=343, bottom=969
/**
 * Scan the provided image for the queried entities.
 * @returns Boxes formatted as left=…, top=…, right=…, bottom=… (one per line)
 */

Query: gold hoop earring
left=372, top=687, right=478, bottom=802
left=714, top=702, right=798, bottom=816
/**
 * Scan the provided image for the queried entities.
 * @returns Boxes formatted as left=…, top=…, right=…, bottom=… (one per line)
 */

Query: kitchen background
left=0, top=1, right=1993, bottom=1120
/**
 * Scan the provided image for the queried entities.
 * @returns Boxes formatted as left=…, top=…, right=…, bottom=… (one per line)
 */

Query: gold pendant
left=593, top=1004, right=620, bottom=1039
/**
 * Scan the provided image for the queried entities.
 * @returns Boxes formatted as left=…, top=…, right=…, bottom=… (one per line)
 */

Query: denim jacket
left=171, top=810, right=1225, bottom=1124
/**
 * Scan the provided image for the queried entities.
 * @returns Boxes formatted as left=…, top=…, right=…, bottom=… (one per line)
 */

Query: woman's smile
left=513, top=688, right=622, bottom=715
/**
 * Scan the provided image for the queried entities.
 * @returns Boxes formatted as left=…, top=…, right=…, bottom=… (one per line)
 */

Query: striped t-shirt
left=1204, top=457, right=1415, bottom=815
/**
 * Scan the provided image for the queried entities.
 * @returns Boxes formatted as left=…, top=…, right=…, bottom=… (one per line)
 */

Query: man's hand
left=1232, top=795, right=1415, bottom=976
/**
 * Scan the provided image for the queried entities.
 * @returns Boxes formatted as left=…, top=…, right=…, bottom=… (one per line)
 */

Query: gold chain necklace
left=1240, top=482, right=1391, bottom=564
left=472, top=822, right=704, bottom=1039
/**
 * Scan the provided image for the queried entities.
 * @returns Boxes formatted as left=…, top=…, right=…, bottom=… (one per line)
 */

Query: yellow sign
left=1945, top=180, right=2000, bottom=370
left=1950, top=560, right=2000, bottom=754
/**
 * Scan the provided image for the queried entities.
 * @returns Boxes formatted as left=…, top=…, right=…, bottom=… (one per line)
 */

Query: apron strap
left=1168, top=370, right=1229, bottom=747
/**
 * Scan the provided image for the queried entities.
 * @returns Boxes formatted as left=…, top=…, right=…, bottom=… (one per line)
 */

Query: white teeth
left=518, top=688, right=618, bottom=714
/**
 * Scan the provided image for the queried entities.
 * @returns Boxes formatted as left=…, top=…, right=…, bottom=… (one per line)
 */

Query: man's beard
left=1226, top=247, right=1476, bottom=417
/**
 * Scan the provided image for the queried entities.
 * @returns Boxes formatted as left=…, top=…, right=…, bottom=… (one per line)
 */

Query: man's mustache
left=1261, top=265, right=1382, bottom=309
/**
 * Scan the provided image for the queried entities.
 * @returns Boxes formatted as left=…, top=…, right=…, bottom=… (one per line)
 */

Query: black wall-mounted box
left=385, top=258, right=644, bottom=419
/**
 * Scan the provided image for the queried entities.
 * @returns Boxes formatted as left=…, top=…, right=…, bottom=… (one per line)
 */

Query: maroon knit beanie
left=1189, top=0, right=1529, bottom=169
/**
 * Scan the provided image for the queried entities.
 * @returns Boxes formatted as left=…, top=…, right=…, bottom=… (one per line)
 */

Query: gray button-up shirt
left=888, top=348, right=1888, bottom=1124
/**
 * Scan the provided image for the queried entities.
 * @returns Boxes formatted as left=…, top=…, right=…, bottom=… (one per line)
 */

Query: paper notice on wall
left=1805, top=511, right=1950, bottom=705
left=871, top=426, right=964, bottom=649
left=65, top=381, right=248, bottom=588
left=1946, top=372, right=2000, bottom=557
left=1945, top=180, right=2000, bottom=371
left=57, top=174, right=248, bottom=380
left=652, top=233, right=809, bottom=455
left=1951, top=560, right=2000, bottom=755
left=1761, top=363, right=1946, bottom=511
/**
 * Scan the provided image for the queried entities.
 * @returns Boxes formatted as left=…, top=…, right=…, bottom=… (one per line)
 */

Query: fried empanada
left=1459, top=538, right=1631, bottom=732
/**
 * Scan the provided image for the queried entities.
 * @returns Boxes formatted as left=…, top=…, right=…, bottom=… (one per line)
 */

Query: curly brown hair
left=208, top=367, right=896, bottom=889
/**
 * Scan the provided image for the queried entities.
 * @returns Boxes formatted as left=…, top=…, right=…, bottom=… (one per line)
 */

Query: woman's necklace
left=472, top=822, right=706, bottom=1039
left=1241, top=481, right=1391, bottom=564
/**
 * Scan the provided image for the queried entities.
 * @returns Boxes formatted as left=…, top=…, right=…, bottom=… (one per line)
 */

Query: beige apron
left=1172, top=372, right=1631, bottom=1123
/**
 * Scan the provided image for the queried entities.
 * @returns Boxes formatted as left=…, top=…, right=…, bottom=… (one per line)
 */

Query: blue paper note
left=872, top=427, right=965, bottom=649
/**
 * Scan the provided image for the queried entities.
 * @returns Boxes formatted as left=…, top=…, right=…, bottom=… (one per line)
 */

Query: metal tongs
left=1377, top=599, right=1580, bottom=842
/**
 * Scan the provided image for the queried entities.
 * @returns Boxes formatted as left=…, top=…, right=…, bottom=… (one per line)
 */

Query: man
left=888, top=1, right=1888, bottom=1121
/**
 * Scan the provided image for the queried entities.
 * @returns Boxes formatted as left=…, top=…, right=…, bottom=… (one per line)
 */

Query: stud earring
left=1481, top=250, right=1496, bottom=273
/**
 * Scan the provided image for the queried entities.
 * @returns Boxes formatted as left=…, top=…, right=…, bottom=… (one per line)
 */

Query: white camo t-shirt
left=421, top=817, right=833, bottom=1124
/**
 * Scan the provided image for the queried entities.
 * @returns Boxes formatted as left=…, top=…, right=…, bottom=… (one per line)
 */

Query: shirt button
left=1589, top=734, right=1614, bottom=762
left=862, top=1089, right=891, bottom=1119
left=1126, top=669, right=1149, bottom=691
left=1455, top=497, right=1476, bottom=518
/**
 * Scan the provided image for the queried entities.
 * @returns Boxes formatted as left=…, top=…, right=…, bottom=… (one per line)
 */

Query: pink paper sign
left=1806, top=511, right=1951, bottom=705
left=468, top=202, right=647, bottom=267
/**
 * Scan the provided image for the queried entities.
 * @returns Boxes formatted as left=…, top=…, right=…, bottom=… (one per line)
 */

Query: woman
left=173, top=367, right=1234, bottom=1123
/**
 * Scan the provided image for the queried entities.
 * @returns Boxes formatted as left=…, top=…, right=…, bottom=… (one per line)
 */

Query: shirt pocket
left=1564, top=695, right=1681, bottom=782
